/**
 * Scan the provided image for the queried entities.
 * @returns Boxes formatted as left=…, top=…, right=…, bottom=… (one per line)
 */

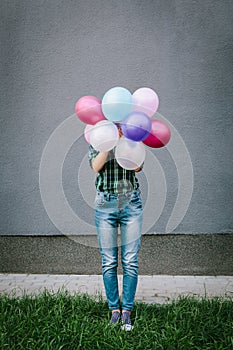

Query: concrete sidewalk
left=0, top=274, right=232, bottom=304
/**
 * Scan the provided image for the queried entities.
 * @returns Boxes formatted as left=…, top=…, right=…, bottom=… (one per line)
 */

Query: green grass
left=0, top=290, right=232, bottom=350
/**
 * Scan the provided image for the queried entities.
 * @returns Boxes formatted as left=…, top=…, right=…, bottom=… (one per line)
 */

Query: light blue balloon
left=102, top=87, right=133, bottom=122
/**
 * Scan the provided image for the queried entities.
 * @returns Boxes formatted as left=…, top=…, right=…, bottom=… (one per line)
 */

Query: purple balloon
left=121, top=112, right=152, bottom=142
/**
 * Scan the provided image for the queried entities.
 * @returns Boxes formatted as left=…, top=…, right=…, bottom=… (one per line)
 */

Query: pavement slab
left=0, top=274, right=232, bottom=304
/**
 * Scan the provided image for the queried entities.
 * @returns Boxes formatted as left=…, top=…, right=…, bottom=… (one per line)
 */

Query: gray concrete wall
left=1, top=1, right=233, bottom=273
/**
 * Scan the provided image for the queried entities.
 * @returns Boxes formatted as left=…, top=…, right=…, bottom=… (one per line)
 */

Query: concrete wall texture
left=1, top=1, right=233, bottom=274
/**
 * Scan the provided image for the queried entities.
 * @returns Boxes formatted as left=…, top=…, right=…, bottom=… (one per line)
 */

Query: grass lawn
left=0, top=290, right=232, bottom=349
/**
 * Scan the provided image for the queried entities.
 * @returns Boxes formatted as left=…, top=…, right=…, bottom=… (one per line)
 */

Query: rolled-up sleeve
left=88, top=145, right=99, bottom=169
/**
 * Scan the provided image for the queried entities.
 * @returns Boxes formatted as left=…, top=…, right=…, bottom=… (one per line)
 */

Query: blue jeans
left=94, top=189, right=143, bottom=311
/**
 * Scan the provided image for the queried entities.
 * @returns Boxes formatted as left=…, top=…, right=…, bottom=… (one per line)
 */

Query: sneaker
left=109, top=311, right=121, bottom=325
left=121, top=311, right=134, bottom=331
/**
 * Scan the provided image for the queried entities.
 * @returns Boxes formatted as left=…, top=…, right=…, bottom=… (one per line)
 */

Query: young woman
left=88, top=126, right=143, bottom=331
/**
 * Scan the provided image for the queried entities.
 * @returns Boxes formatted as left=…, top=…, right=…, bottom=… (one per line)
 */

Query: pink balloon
left=75, top=96, right=106, bottom=125
left=143, top=120, right=171, bottom=148
left=84, top=124, right=93, bottom=144
left=132, top=87, right=159, bottom=117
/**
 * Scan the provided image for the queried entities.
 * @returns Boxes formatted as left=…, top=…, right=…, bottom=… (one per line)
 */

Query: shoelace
left=110, top=311, right=120, bottom=323
left=121, top=312, right=131, bottom=325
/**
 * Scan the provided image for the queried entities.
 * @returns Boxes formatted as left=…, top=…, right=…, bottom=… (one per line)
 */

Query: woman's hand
left=116, top=125, right=123, bottom=138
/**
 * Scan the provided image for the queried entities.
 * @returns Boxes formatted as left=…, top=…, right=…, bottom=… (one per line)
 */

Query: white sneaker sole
left=121, top=324, right=134, bottom=331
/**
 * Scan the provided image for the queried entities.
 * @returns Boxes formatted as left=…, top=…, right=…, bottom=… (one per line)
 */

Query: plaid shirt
left=88, top=144, right=141, bottom=194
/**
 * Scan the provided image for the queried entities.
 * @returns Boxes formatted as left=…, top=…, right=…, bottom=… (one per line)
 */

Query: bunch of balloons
left=75, top=87, right=171, bottom=170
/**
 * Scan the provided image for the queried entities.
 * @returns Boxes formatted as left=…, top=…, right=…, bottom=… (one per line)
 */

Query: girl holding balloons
left=75, top=87, right=170, bottom=331
left=88, top=123, right=143, bottom=332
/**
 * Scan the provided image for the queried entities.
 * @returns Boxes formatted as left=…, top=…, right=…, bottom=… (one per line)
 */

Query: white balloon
left=89, top=120, right=119, bottom=152
left=84, top=124, right=93, bottom=144
left=115, top=137, right=146, bottom=170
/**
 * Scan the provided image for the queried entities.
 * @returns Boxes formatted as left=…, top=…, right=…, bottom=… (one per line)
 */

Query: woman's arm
left=91, top=151, right=109, bottom=173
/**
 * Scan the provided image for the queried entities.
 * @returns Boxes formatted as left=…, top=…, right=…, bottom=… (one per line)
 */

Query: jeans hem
left=109, top=306, right=121, bottom=311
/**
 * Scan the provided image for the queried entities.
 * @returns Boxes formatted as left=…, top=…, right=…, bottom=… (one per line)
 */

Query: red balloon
left=75, top=96, right=106, bottom=125
left=143, top=119, right=171, bottom=148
